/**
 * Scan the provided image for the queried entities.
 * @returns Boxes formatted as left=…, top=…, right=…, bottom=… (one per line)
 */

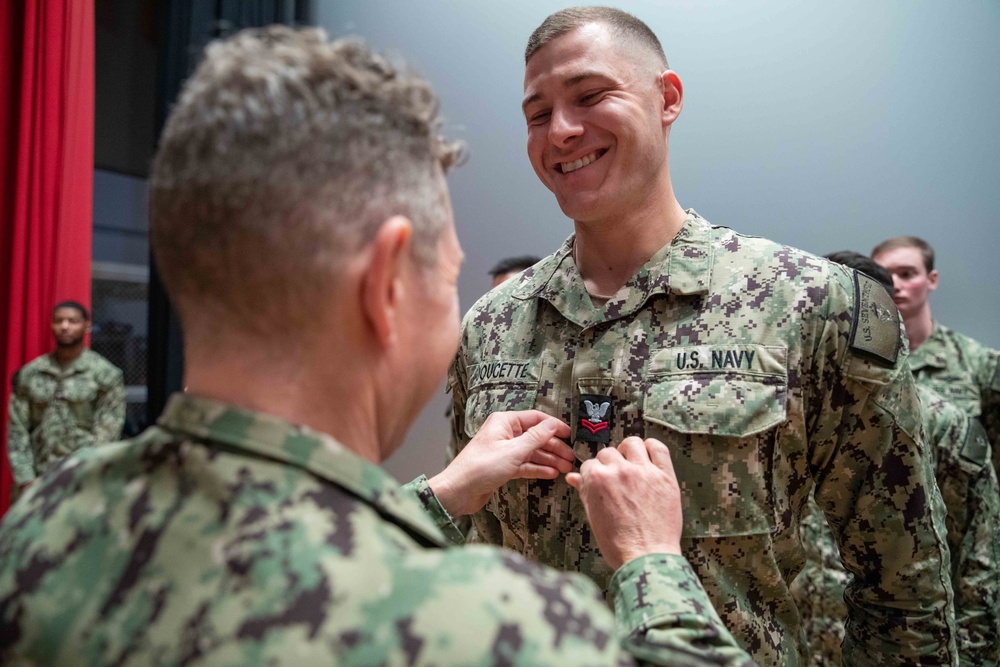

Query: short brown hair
left=525, top=6, right=668, bottom=68
left=872, top=236, right=935, bottom=272
left=150, top=27, right=463, bottom=339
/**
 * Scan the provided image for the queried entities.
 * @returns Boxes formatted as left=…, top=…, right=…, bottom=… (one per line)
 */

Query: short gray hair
left=150, top=26, right=463, bottom=336
left=525, top=6, right=668, bottom=68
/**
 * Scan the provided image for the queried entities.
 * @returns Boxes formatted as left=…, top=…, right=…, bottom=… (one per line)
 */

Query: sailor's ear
left=361, top=216, right=413, bottom=348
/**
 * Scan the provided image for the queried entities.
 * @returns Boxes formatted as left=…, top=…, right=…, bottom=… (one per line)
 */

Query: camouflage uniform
left=0, top=392, right=756, bottom=666
left=6, top=349, right=125, bottom=484
left=792, top=385, right=1000, bottom=666
left=449, top=211, right=957, bottom=667
left=909, top=322, right=1000, bottom=477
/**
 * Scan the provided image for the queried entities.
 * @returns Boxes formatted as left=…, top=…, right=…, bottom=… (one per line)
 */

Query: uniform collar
left=908, top=321, right=949, bottom=371
left=37, top=349, right=91, bottom=376
left=512, top=210, right=714, bottom=328
left=158, top=393, right=449, bottom=547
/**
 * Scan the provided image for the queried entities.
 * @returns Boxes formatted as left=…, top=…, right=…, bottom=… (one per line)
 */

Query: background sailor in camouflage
left=0, top=27, right=756, bottom=667
left=450, top=8, right=957, bottom=666
left=490, top=254, right=543, bottom=289
left=791, top=252, right=1000, bottom=666
left=6, top=301, right=125, bottom=493
left=873, top=235, right=1000, bottom=477
left=794, top=386, right=1000, bottom=666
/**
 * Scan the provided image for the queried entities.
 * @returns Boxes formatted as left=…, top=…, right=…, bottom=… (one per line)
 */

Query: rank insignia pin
left=577, top=394, right=612, bottom=445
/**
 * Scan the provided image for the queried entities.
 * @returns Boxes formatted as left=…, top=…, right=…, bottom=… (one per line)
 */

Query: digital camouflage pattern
left=792, top=385, right=1000, bottom=666
left=449, top=211, right=957, bottom=667
left=909, top=322, right=1000, bottom=478
left=6, top=349, right=125, bottom=484
left=0, top=392, right=757, bottom=667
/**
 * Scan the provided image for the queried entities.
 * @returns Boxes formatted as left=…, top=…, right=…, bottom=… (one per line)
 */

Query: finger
left=645, top=438, right=677, bottom=477
left=617, top=436, right=650, bottom=462
left=518, top=418, right=562, bottom=449
left=528, top=449, right=574, bottom=474
left=566, top=472, right=582, bottom=489
left=539, top=437, right=576, bottom=463
left=479, top=411, right=519, bottom=439
left=517, top=462, right=565, bottom=480
left=513, top=411, right=571, bottom=438
left=595, top=446, right=624, bottom=465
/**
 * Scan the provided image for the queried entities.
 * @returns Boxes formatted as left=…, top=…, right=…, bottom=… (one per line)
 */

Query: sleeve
left=444, top=370, right=474, bottom=541
left=421, top=547, right=757, bottom=667
left=805, top=268, right=957, bottom=666
left=401, top=474, right=465, bottom=546
left=92, top=367, right=125, bottom=444
left=609, top=554, right=758, bottom=666
left=977, top=350, right=1000, bottom=479
left=790, top=495, right=851, bottom=662
left=7, top=371, right=36, bottom=484
left=946, top=417, right=1000, bottom=666
left=447, top=348, right=504, bottom=545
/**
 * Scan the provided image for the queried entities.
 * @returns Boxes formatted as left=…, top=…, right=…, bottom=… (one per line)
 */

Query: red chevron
left=580, top=419, right=608, bottom=435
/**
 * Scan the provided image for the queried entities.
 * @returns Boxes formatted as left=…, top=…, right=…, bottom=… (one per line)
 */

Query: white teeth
left=561, top=150, right=599, bottom=173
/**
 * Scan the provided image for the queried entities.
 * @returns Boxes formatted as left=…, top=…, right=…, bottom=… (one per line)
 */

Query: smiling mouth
left=559, top=149, right=607, bottom=174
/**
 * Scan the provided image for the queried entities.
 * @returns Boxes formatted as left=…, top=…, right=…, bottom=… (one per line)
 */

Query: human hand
left=430, top=410, right=573, bottom=517
left=566, top=436, right=683, bottom=570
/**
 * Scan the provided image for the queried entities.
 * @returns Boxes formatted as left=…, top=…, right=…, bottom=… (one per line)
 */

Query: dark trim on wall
left=145, top=0, right=314, bottom=425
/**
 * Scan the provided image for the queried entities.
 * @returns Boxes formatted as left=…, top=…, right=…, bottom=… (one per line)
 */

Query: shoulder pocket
left=960, top=417, right=991, bottom=468
left=643, top=345, right=787, bottom=537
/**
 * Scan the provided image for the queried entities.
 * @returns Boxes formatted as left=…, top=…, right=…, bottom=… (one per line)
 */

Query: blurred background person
left=489, top=255, right=541, bottom=288
left=873, top=236, right=1000, bottom=478
left=793, top=251, right=1000, bottom=667
left=6, top=301, right=124, bottom=500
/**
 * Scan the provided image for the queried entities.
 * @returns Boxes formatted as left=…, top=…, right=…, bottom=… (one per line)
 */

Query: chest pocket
left=61, top=375, right=99, bottom=428
left=927, top=379, right=980, bottom=414
left=643, top=345, right=787, bottom=538
left=463, top=381, right=539, bottom=437
left=24, top=375, right=58, bottom=427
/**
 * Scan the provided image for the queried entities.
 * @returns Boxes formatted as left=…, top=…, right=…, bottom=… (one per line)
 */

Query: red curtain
left=0, top=0, right=95, bottom=515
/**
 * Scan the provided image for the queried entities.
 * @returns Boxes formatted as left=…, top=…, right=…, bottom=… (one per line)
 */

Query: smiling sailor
left=448, top=7, right=957, bottom=667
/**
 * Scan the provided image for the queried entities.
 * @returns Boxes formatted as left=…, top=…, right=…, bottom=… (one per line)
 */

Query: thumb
left=566, top=472, right=582, bottom=489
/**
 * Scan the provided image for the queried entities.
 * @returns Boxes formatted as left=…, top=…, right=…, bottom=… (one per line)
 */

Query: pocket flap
left=643, top=375, right=787, bottom=437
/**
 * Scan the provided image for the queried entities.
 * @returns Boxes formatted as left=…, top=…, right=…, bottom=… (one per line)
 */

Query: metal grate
left=91, top=262, right=149, bottom=437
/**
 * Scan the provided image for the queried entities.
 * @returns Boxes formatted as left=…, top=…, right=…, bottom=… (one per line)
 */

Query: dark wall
left=95, top=0, right=161, bottom=177
left=145, top=0, right=314, bottom=424
left=95, top=0, right=314, bottom=426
